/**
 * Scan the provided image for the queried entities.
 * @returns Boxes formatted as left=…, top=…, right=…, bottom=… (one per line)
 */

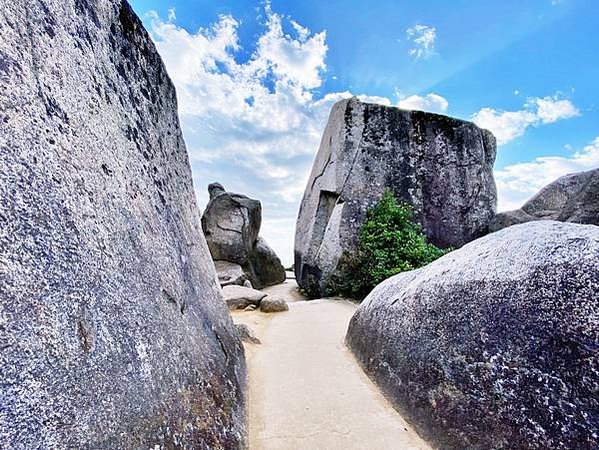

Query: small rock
left=259, top=297, right=289, bottom=313
left=215, top=260, right=246, bottom=287
left=222, top=285, right=267, bottom=310
left=347, top=221, right=599, bottom=448
left=244, top=304, right=257, bottom=311
left=235, top=324, right=261, bottom=344
left=243, top=279, right=253, bottom=289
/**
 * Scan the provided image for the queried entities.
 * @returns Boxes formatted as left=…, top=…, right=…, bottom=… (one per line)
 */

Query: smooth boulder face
left=0, top=1, right=246, bottom=448
left=295, top=97, right=497, bottom=296
left=202, top=184, right=286, bottom=288
left=491, top=168, right=599, bottom=231
left=346, top=221, right=599, bottom=449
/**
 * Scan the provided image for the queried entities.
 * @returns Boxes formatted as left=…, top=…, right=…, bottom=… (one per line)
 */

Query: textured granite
left=0, top=1, right=246, bottom=448
left=347, top=221, right=599, bottom=449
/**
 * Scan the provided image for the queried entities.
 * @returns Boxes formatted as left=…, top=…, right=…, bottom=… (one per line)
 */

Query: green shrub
left=336, top=189, right=448, bottom=298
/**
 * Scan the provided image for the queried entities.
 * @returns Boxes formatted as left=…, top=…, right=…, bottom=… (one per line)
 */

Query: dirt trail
left=233, top=280, right=430, bottom=450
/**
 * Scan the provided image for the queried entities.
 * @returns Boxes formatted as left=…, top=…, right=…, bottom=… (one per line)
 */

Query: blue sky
left=130, top=0, right=599, bottom=265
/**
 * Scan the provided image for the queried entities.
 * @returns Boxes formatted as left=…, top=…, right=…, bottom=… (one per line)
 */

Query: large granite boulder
left=0, top=1, right=246, bottom=448
left=347, top=221, right=599, bottom=449
left=202, top=182, right=262, bottom=265
left=295, top=97, right=497, bottom=297
left=491, top=168, right=599, bottom=231
left=202, top=184, right=286, bottom=289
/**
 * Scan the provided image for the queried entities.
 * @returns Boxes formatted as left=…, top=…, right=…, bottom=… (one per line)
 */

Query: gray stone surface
left=259, top=298, right=289, bottom=313
left=295, top=97, right=497, bottom=297
left=346, top=221, right=599, bottom=449
left=215, top=260, right=247, bottom=287
left=251, top=237, right=287, bottom=288
left=491, top=168, right=599, bottom=231
left=235, top=324, right=261, bottom=345
left=202, top=183, right=261, bottom=265
left=223, top=285, right=267, bottom=310
left=202, top=184, right=286, bottom=288
left=0, top=1, right=246, bottom=448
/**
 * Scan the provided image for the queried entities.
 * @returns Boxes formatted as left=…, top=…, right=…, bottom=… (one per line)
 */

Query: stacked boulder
left=295, top=97, right=497, bottom=297
left=0, top=1, right=245, bottom=448
left=202, top=183, right=286, bottom=289
left=347, top=221, right=599, bottom=449
left=491, top=167, right=599, bottom=231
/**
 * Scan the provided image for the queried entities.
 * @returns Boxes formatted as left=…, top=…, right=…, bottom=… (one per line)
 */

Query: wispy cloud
left=472, top=94, right=579, bottom=145
left=406, top=24, right=437, bottom=59
left=397, top=92, right=449, bottom=114
left=495, top=136, right=599, bottom=210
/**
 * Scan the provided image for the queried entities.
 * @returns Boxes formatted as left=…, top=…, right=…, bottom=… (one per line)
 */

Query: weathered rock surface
left=0, top=1, right=246, bottom=448
left=215, top=260, right=247, bottom=287
left=295, top=97, right=497, bottom=296
left=235, top=324, right=261, bottom=345
left=260, top=298, right=289, bottom=313
left=223, top=285, right=267, bottom=310
left=491, top=168, right=599, bottom=231
left=347, top=221, right=599, bottom=449
left=202, top=183, right=286, bottom=288
left=251, top=237, right=287, bottom=287
left=202, top=182, right=261, bottom=265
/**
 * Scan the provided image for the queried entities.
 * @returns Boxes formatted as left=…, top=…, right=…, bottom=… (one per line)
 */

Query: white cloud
left=534, top=95, right=579, bottom=123
left=472, top=94, right=579, bottom=145
left=406, top=24, right=437, bottom=59
left=397, top=93, right=449, bottom=114
left=495, top=137, right=599, bottom=210
left=167, top=8, right=176, bottom=23
left=146, top=8, right=357, bottom=265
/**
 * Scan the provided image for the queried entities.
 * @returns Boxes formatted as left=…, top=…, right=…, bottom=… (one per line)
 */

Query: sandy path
left=233, top=281, right=430, bottom=450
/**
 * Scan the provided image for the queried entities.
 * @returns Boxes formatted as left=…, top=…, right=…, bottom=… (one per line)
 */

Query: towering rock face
left=295, top=98, right=497, bottom=296
left=202, top=183, right=286, bottom=289
left=347, top=221, right=599, bottom=449
left=491, top=168, right=599, bottom=231
left=0, top=1, right=246, bottom=448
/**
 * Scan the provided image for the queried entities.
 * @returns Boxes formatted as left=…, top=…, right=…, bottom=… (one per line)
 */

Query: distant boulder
left=347, top=221, right=599, bottom=449
left=295, top=97, right=497, bottom=297
left=491, top=168, right=599, bottom=231
left=202, top=184, right=286, bottom=288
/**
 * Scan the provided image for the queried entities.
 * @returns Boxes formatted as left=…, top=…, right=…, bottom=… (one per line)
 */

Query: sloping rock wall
left=0, top=1, right=246, bottom=448
left=347, top=221, right=599, bottom=449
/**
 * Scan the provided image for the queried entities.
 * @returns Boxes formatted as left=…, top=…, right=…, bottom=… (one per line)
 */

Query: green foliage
left=336, top=189, right=448, bottom=298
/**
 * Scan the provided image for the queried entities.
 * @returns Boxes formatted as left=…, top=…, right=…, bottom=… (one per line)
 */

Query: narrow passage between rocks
left=233, top=278, right=430, bottom=450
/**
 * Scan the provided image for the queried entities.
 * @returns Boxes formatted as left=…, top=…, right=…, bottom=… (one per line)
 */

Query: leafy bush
left=336, top=189, right=448, bottom=298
